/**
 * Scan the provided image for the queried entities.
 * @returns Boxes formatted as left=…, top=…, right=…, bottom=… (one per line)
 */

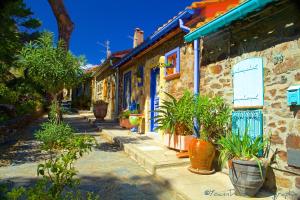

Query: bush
left=154, top=91, right=194, bottom=135
left=119, top=110, right=131, bottom=119
left=16, top=99, right=37, bottom=115
left=1, top=120, right=98, bottom=200
left=35, top=121, right=74, bottom=150
left=194, top=95, right=231, bottom=142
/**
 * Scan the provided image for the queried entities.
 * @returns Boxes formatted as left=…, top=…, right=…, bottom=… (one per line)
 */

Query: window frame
left=164, top=47, right=180, bottom=78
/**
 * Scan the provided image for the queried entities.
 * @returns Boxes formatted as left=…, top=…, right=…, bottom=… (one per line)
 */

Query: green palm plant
left=153, top=91, right=194, bottom=136
left=217, top=130, right=269, bottom=176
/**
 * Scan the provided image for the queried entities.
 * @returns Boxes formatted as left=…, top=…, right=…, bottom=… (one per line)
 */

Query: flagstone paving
left=0, top=113, right=181, bottom=200
left=80, top=111, right=291, bottom=200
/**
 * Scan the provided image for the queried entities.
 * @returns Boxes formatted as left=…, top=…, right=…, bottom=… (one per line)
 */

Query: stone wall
left=199, top=2, right=300, bottom=193
left=119, top=32, right=194, bottom=133
left=0, top=110, right=44, bottom=145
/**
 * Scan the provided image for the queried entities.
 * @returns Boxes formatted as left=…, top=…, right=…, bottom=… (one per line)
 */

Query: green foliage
left=0, top=83, right=19, bottom=104
left=1, top=179, right=100, bottom=200
left=18, top=32, right=85, bottom=96
left=0, top=114, right=10, bottom=123
left=0, top=0, right=41, bottom=79
left=194, top=95, right=231, bottom=141
left=130, top=110, right=139, bottom=115
left=35, top=121, right=96, bottom=199
left=154, top=91, right=194, bottom=135
left=119, top=110, right=131, bottom=119
left=16, top=99, right=37, bottom=115
left=217, top=130, right=269, bottom=171
left=35, top=121, right=74, bottom=151
left=0, top=119, right=98, bottom=200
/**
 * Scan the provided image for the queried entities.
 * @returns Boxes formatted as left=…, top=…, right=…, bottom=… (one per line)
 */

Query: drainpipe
left=193, top=39, right=200, bottom=138
left=179, top=19, right=190, bottom=33
left=115, top=68, right=119, bottom=118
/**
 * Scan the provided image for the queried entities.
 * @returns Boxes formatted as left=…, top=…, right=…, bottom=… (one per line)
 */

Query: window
left=137, top=66, right=144, bottom=87
left=165, top=47, right=180, bottom=79
left=232, top=58, right=264, bottom=108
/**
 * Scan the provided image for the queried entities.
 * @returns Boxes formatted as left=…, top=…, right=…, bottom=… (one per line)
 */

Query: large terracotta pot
left=188, top=138, right=216, bottom=174
left=229, top=159, right=267, bottom=197
left=164, top=133, right=194, bottom=151
left=93, top=102, right=108, bottom=121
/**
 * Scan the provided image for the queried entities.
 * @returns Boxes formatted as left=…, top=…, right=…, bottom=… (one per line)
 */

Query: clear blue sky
left=24, top=0, right=195, bottom=66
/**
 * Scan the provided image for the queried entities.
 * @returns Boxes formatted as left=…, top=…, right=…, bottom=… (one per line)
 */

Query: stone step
left=100, top=128, right=190, bottom=175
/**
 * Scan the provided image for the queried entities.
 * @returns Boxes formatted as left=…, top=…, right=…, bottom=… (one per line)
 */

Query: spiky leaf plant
left=153, top=91, right=194, bottom=136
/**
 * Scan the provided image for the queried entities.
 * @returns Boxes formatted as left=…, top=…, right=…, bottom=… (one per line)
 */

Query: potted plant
left=188, top=95, right=230, bottom=174
left=93, top=100, right=108, bottom=121
left=129, top=110, right=143, bottom=133
left=119, top=110, right=133, bottom=129
left=217, top=131, right=269, bottom=197
left=154, top=91, right=194, bottom=151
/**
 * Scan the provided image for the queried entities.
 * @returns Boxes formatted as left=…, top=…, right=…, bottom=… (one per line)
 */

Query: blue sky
left=24, top=0, right=195, bottom=66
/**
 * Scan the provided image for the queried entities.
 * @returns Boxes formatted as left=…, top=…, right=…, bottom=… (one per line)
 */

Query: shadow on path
left=0, top=117, right=49, bottom=167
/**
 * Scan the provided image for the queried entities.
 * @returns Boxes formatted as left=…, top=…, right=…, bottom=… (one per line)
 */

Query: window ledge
left=164, top=72, right=180, bottom=81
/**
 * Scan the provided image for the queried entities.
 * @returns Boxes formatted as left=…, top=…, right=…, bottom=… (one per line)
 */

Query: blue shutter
left=232, top=110, right=263, bottom=140
left=232, top=58, right=264, bottom=107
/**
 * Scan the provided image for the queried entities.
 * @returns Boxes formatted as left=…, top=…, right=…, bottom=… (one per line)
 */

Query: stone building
left=185, top=0, right=300, bottom=194
left=114, top=10, right=200, bottom=137
left=92, top=50, right=130, bottom=120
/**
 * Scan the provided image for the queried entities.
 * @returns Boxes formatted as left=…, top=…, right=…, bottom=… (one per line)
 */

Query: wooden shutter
left=232, top=58, right=264, bottom=108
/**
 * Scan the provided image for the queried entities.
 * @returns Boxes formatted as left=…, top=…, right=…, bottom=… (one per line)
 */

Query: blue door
left=150, top=68, right=160, bottom=132
left=123, top=71, right=131, bottom=109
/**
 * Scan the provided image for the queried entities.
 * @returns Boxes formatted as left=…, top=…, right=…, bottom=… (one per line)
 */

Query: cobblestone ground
left=0, top=113, right=176, bottom=200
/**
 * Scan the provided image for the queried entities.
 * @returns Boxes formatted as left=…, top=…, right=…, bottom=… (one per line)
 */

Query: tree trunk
left=47, top=0, right=74, bottom=50
left=49, top=93, right=63, bottom=124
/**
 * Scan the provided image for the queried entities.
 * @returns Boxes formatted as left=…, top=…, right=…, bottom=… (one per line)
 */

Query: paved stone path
left=0, top=113, right=178, bottom=200
left=0, top=116, right=48, bottom=167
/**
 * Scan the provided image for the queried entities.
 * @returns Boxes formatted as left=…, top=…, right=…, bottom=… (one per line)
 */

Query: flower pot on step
left=188, top=138, right=216, bottom=174
left=93, top=101, right=108, bottom=121
left=229, top=159, right=267, bottom=197
left=163, top=133, right=194, bottom=151
left=129, top=114, right=142, bottom=126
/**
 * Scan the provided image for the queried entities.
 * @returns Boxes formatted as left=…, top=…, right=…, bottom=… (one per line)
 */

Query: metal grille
left=232, top=110, right=263, bottom=139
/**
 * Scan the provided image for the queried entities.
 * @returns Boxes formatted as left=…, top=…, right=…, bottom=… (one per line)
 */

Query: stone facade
left=94, top=71, right=117, bottom=120
left=197, top=2, right=300, bottom=193
left=119, top=32, right=194, bottom=133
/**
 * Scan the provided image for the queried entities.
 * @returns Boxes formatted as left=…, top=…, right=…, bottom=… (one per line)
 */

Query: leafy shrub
left=0, top=119, right=98, bottom=200
left=16, top=99, right=37, bottom=115
left=119, top=110, right=131, bottom=119
left=35, top=121, right=74, bottom=150
left=0, top=83, right=19, bottom=104
left=154, top=91, right=194, bottom=135
left=194, top=95, right=231, bottom=141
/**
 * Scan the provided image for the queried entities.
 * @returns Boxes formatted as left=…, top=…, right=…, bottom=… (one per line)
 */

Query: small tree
left=19, top=32, right=85, bottom=122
